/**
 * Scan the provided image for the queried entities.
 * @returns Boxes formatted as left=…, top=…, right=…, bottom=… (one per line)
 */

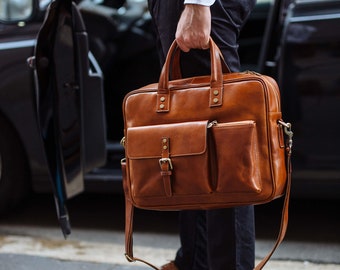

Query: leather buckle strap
left=159, top=158, right=173, bottom=170
left=160, top=137, right=173, bottom=197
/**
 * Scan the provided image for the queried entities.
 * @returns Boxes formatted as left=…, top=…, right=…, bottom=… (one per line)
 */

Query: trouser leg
left=206, top=207, right=255, bottom=270
left=174, top=207, right=255, bottom=270
left=174, top=210, right=209, bottom=270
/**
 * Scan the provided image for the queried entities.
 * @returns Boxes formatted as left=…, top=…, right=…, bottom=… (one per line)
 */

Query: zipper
left=207, top=125, right=218, bottom=191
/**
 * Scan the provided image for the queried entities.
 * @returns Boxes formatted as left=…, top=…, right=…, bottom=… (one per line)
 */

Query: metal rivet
left=160, top=104, right=165, bottom=109
left=213, top=90, right=219, bottom=96
left=162, top=138, right=167, bottom=143
left=213, top=98, right=219, bottom=103
left=163, top=145, right=168, bottom=150
left=160, top=97, right=166, bottom=102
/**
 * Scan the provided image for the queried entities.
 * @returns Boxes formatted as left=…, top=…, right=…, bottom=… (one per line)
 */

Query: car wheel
left=0, top=115, right=31, bottom=215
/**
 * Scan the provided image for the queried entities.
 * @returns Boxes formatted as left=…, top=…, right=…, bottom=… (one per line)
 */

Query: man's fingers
left=176, top=36, right=209, bottom=52
left=200, top=39, right=210, bottom=49
left=175, top=4, right=211, bottom=51
left=176, top=38, right=191, bottom=52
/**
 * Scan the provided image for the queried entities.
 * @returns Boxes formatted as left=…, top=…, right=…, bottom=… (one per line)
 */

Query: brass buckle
left=120, top=136, right=126, bottom=147
left=278, top=120, right=293, bottom=154
left=159, top=158, right=173, bottom=170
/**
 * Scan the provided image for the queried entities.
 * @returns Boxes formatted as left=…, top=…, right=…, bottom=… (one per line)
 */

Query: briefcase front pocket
left=209, top=120, right=262, bottom=195
left=126, top=121, right=212, bottom=199
left=125, top=119, right=262, bottom=205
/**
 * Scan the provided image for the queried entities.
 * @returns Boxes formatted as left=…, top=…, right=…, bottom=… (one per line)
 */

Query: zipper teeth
left=238, top=73, right=281, bottom=111
left=208, top=120, right=254, bottom=128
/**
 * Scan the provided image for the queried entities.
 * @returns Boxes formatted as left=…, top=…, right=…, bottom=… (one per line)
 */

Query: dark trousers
left=175, top=208, right=255, bottom=270
left=147, top=1, right=256, bottom=269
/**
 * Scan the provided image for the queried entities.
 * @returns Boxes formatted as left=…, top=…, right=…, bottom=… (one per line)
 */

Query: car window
left=0, top=0, right=34, bottom=21
left=257, top=0, right=273, bottom=3
left=39, top=0, right=52, bottom=9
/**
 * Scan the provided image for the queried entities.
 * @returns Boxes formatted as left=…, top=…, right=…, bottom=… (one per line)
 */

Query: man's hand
left=175, top=4, right=211, bottom=52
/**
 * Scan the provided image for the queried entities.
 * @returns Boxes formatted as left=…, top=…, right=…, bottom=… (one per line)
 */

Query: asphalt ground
left=0, top=253, right=340, bottom=270
left=0, top=194, right=339, bottom=270
left=0, top=226, right=339, bottom=270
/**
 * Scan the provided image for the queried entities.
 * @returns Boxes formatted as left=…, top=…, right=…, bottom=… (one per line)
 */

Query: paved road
left=0, top=194, right=339, bottom=270
left=1, top=228, right=339, bottom=270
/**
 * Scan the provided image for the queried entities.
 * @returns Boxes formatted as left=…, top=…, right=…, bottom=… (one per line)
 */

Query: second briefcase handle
left=170, top=40, right=231, bottom=80
left=156, top=37, right=230, bottom=112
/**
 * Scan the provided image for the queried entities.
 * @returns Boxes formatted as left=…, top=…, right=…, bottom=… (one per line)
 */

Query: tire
left=0, top=115, right=31, bottom=214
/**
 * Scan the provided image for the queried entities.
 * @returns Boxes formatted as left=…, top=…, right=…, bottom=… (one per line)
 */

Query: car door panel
left=33, top=0, right=106, bottom=235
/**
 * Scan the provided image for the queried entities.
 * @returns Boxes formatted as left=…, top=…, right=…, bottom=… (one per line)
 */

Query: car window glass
left=0, top=0, right=33, bottom=21
left=39, top=0, right=52, bottom=9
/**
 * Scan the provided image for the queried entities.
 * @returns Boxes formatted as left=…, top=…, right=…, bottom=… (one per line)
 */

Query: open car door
left=31, top=0, right=106, bottom=237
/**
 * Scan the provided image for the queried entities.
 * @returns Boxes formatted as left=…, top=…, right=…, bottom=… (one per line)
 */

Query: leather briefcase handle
left=170, top=42, right=231, bottom=80
left=157, top=38, right=230, bottom=112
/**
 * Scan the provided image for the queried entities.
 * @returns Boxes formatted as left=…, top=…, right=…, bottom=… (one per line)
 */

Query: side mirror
left=0, top=0, right=37, bottom=22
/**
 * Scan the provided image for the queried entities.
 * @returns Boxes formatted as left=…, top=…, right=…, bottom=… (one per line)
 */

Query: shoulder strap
left=124, top=197, right=160, bottom=269
left=254, top=148, right=292, bottom=269
left=123, top=122, right=293, bottom=270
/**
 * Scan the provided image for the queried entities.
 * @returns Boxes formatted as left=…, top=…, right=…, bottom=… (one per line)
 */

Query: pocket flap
left=126, top=121, right=208, bottom=159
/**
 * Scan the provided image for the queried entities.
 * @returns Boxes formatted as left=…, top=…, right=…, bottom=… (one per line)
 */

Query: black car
left=0, top=0, right=339, bottom=223
left=0, top=0, right=160, bottom=228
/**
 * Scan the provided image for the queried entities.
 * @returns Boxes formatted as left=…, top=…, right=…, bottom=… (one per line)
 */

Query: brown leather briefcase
left=121, top=38, right=293, bottom=269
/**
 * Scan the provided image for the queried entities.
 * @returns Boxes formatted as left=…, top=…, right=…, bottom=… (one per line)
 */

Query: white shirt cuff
left=184, top=0, right=215, bottom=6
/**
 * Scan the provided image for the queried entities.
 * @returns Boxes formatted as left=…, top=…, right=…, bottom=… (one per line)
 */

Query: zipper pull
left=207, top=120, right=218, bottom=128
left=244, top=70, right=261, bottom=76
left=120, top=137, right=126, bottom=147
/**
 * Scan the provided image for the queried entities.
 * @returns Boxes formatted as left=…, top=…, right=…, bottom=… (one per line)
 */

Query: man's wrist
left=184, top=0, right=215, bottom=6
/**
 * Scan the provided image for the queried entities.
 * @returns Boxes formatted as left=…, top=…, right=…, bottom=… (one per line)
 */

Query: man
left=147, top=1, right=257, bottom=269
